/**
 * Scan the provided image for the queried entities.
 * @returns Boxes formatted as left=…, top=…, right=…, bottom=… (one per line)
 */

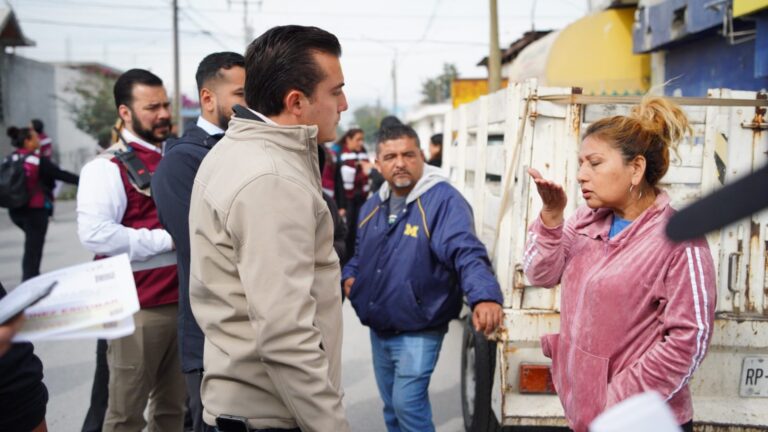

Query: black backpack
left=0, top=152, right=30, bottom=209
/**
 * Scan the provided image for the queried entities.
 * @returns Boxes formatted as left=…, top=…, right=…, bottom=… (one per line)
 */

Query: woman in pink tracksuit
left=524, top=97, right=716, bottom=432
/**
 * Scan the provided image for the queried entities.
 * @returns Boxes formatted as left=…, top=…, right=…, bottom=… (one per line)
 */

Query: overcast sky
left=8, top=0, right=587, bottom=124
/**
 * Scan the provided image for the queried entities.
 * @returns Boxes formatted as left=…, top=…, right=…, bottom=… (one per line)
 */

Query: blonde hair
left=584, top=96, right=691, bottom=186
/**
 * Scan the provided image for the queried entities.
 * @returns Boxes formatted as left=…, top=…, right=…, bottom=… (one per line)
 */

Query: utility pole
left=172, top=0, right=182, bottom=135
left=234, top=0, right=259, bottom=45
left=391, top=52, right=398, bottom=116
left=65, top=37, right=72, bottom=63
left=488, top=0, right=502, bottom=92
left=243, top=1, right=252, bottom=45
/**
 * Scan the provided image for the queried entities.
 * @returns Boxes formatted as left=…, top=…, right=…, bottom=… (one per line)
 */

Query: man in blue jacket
left=342, top=124, right=503, bottom=432
left=151, top=51, right=245, bottom=432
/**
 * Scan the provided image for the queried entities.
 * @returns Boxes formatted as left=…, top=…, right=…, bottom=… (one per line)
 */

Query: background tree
left=351, top=104, right=390, bottom=148
left=64, top=75, right=118, bottom=149
left=420, top=63, right=459, bottom=104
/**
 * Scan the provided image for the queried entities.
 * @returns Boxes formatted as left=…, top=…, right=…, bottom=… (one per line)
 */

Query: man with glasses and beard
left=76, top=69, right=185, bottom=432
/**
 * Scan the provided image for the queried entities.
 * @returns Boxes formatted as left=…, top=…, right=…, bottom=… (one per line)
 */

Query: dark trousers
left=9, top=207, right=49, bottom=281
left=344, top=195, right=366, bottom=263
left=81, top=339, right=109, bottom=432
left=185, top=370, right=215, bottom=432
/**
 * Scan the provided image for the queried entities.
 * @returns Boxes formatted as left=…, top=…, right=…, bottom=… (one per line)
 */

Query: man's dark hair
left=376, top=124, right=420, bottom=153
left=195, top=52, right=245, bottom=94
left=430, top=133, right=443, bottom=147
left=30, top=119, right=44, bottom=133
left=113, top=69, right=164, bottom=110
left=379, top=115, right=403, bottom=130
left=244, top=25, right=341, bottom=116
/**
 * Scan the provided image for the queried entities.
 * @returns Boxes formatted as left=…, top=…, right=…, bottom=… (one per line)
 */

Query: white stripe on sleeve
left=693, top=247, right=711, bottom=371
left=666, top=246, right=706, bottom=401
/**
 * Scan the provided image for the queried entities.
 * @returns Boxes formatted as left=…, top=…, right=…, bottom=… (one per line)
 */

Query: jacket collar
left=227, top=106, right=319, bottom=154
left=574, top=189, right=671, bottom=241
left=164, top=123, right=222, bottom=153
left=196, top=116, right=225, bottom=135
left=121, top=129, right=162, bottom=154
left=378, top=165, right=448, bottom=204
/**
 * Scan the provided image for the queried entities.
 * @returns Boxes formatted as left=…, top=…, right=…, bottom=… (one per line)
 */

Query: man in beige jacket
left=189, top=25, right=350, bottom=432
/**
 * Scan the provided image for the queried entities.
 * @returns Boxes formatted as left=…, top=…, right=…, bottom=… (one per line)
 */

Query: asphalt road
left=1, top=200, right=467, bottom=431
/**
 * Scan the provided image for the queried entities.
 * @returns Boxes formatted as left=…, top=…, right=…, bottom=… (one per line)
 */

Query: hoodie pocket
left=541, top=332, right=559, bottom=359
left=567, top=343, right=609, bottom=431
left=404, top=280, right=429, bottom=325
left=541, top=333, right=564, bottom=396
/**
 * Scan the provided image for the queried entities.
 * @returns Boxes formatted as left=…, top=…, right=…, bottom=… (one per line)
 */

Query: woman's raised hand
left=528, top=168, right=566, bottom=227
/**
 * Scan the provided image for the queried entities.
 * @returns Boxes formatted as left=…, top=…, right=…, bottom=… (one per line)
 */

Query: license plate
left=740, top=356, right=768, bottom=397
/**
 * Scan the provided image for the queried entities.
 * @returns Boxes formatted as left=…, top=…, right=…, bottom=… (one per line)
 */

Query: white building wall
left=0, top=53, right=57, bottom=157
left=404, top=103, right=451, bottom=154
left=0, top=55, right=107, bottom=173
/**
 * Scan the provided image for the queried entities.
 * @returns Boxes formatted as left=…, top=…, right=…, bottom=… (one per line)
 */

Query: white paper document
left=12, top=254, right=140, bottom=341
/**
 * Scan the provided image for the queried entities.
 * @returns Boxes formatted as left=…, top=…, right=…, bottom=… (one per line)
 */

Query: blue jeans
left=370, top=328, right=446, bottom=432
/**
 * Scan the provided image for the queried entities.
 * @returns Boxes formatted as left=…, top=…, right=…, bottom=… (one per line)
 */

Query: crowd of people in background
left=0, top=24, right=718, bottom=432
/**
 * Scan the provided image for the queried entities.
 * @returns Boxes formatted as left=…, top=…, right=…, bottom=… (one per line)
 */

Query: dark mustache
left=153, top=119, right=171, bottom=129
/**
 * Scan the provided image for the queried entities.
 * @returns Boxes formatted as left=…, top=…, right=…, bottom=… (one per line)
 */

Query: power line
left=184, top=0, right=237, bottom=45
left=417, top=0, right=443, bottom=42
left=19, top=17, right=488, bottom=47
left=19, top=17, right=241, bottom=38
left=351, top=36, right=487, bottom=47
left=178, top=7, right=230, bottom=49
left=16, top=0, right=166, bottom=10
left=14, top=0, right=577, bottom=20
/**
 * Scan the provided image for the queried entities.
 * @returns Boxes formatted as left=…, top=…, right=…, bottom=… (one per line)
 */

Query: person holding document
left=0, top=281, right=48, bottom=432
left=76, top=69, right=184, bottom=432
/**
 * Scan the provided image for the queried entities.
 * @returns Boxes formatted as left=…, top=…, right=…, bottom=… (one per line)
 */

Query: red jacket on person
left=37, top=132, right=53, bottom=159
left=338, top=147, right=369, bottom=200
left=13, top=149, right=78, bottom=209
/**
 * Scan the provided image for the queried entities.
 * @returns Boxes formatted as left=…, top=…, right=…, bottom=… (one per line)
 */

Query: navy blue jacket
left=342, top=167, right=503, bottom=333
left=152, top=123, right=222, bottom=372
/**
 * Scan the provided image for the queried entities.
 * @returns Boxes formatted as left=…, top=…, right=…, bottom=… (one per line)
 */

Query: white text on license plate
left=740, top=356, right=768, bottom=397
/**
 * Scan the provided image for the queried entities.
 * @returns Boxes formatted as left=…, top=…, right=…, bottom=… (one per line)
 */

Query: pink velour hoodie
left=524, top=190, right=716, bottom=432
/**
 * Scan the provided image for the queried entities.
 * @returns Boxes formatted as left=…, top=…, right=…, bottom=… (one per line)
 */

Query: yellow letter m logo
left=404, top=224, right=419, bottom=238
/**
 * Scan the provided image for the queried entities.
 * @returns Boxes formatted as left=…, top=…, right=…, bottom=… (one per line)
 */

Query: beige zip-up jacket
left=189, top=115, right=349, bottom=431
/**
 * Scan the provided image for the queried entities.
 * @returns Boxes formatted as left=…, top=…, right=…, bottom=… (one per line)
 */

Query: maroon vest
left=108, top=142, right=178, bottom=308
left=16, top=149, right=46, bottom=209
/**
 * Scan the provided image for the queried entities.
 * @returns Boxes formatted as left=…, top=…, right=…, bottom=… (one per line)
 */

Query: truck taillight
left=519, top=364, right=556, bottom=394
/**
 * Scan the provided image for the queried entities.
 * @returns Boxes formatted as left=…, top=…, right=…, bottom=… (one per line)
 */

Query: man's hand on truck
left=472, top=301, right=503, bottom=336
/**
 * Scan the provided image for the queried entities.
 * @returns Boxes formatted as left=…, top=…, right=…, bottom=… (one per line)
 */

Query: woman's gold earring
left=629, top=184, right=634, bottom=194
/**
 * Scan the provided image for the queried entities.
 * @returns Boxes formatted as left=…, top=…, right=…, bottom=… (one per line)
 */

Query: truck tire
left=461, top=315, right=499, bottom=432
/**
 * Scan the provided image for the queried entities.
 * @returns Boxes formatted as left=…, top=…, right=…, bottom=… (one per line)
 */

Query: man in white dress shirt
left=76, top=68, right=185, bottom=432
